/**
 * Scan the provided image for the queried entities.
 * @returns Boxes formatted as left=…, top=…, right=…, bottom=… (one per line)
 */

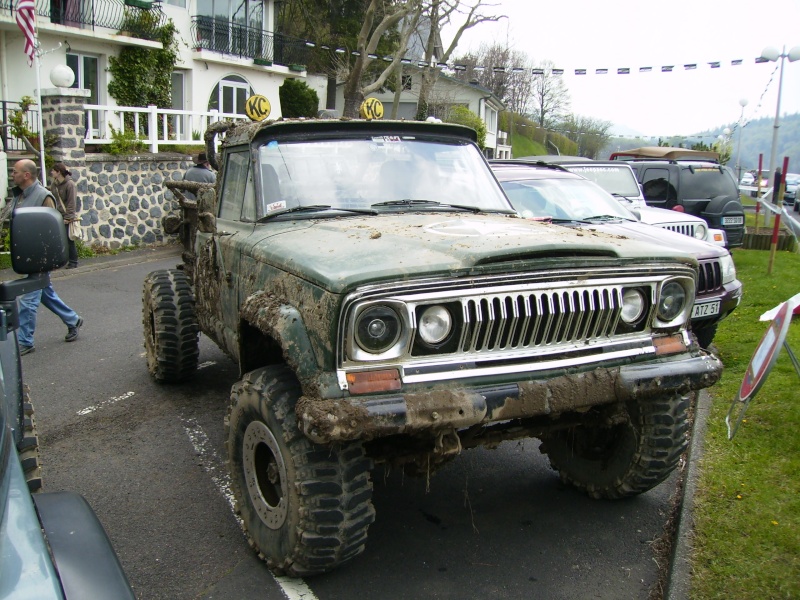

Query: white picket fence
left=83, top=104, right=250, bottom=153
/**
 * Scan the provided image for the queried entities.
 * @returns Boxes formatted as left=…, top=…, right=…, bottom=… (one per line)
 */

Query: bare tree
left=531, top=60, right=570, bottom=128
left=415, top=1, right=504, bottom=120
left=341, top=0, right=422, bottom=118
left=557, top=114, right=613, bottom=159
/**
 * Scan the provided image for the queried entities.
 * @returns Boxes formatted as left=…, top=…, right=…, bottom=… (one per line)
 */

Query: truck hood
left=248, top=213, right=696, bottom=293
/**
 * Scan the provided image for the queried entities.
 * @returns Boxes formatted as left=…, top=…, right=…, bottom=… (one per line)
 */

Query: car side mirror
left=10, top=207, right=69, bottom=274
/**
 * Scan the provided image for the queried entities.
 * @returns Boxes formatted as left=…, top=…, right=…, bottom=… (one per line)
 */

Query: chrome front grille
left=460, top=287, right=624, bottom=352
left=661, top=223, right=696, bottom=238
left=697, top=260, right=722, bottom=293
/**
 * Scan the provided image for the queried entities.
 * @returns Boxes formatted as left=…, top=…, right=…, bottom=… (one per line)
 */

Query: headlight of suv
left=694, top=222, right=708, bottom=240
left=352, top=303, right=407, bottom=358
left=719, top=252, right=736, bottom=284
left=654, top=277, right=694, bottom=328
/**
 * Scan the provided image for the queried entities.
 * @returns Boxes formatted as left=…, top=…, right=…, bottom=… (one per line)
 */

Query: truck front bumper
left=297, top=352, right=722, bottom=443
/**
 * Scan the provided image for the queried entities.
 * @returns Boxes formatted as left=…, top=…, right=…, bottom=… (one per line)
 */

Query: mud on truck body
left=145, top=118, right=723, bottom=577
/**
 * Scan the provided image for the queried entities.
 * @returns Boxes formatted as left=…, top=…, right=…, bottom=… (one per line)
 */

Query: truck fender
left=240, top=291, right=319, bottom=384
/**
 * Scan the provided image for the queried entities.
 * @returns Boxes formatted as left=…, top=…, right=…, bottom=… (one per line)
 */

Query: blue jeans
left=18, top=282, right=80, bottom=347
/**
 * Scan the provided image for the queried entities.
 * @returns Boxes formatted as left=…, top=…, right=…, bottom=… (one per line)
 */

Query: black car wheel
left=142, top=269, right=200, bottom=382
left=226, top=366, right=375, bottom=577
left=541, top=393, right=692, bottom=499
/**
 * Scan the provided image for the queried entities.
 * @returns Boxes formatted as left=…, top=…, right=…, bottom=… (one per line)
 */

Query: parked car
left=490, top=161, right=742, bottom=348
left=516, top=155, right=726, bottom=246
left=1, top=207, right=134, bottom=599
left=146, top=117, right=723, bottom=577
left=609, top=147, right=745, bottom=247
left=740, top=172, right=755, bottom=186
left=782, top=172, right=799, bottom=205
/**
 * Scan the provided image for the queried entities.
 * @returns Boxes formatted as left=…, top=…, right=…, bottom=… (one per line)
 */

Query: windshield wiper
left=583, top=214, right=629, bottom=222
left=258, top=205, right=378, bottom=222
left=258, top=205, right=332, bottom=222
left=371, top=199, right=489, bottom=213
left=371, top=199, right=440, bottom=207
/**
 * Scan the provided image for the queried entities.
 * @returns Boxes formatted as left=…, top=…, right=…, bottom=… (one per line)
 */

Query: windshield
left=257, top=136, right=511, bottom=218
left=500, top=177, right=635, bottom=221
left=563, top=165, right=641, bottom=197
left=681, top=166, right=738, bottom=198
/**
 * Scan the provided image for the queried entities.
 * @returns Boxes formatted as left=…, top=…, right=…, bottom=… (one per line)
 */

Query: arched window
left=208, top=75, right=253, bottom=116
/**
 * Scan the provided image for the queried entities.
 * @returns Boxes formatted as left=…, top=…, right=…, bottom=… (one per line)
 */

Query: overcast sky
left=450, top=0, right=800, bottom=139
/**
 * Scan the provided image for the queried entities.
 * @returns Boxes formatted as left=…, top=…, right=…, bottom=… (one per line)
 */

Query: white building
left=1, top=0, right=507, bottom=156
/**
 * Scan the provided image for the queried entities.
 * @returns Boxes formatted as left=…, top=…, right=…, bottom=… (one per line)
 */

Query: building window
left=209, top=75, right=253, bottom=115
left=164, top=0, right=186, bottom=6
left=67, top=52, right=99, bottom=136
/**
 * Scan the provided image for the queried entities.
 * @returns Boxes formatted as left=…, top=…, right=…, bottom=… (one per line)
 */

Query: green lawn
left=691, top=248, right=800, bottom=599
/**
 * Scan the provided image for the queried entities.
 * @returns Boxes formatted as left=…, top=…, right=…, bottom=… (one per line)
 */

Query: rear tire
left=226, top=366, right=375, bottom=577
left=541, top=393, right=691, bottom=499
left=142, top=269, right=199, bottom=382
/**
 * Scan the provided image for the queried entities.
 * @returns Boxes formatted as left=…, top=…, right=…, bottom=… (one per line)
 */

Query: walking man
left=11, top=159, right=83, bottom=355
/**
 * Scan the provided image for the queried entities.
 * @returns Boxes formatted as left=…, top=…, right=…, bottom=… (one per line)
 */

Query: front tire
left=693, top=322, right=718, bottom=350
left=541, top=393, right=691, bottom=499
left=142, top=269, right=199, bottom=382
left=226, top=366, right=375, bottom=577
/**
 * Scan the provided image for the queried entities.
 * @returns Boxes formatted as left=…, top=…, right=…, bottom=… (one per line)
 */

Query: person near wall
left=182, top=152, right=216, bottom=199
left=50, top=162, right=80, bottom=269
left=10, top=159, right=84, bottom=356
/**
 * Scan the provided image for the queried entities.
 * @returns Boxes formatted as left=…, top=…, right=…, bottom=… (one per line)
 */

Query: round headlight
left=621, top=288, right=646, bottom=323
left=694, top=223, right=708, bottom=240
left=355, top=306, right=401, bottom=353
left=658, top=281, right=687, bottom=322
left=418, top=305, right=452, bottom=345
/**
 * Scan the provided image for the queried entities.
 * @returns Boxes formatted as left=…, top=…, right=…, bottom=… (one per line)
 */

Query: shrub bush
left=279, top=79, right=320, bottom=118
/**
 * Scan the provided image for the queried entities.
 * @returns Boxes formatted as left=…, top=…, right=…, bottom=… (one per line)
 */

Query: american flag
left=15, top=0, right=37, bottom=67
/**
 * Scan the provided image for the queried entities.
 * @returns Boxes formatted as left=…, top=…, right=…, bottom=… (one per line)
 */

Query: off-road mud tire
left=142, top=269, right=199, bottom=382
left=693, top=323, right=718, bottom=350
left=18, top=385, right=42, bottom=492
left=226, top=366, right=375, bottom=577
left=541, top=393, right=691, bottom=499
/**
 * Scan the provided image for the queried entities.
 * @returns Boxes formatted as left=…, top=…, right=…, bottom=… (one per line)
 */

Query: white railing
left=83, top=104, right=250, bottom=153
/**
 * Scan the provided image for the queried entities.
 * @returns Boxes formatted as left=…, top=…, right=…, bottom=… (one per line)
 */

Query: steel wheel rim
left=243, top=420, right=289, bottom=530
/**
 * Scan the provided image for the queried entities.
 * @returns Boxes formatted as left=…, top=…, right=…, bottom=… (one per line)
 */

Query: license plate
left=692, top=301, right=721, bottom=318
left=723, top=216, right=744, bottom=225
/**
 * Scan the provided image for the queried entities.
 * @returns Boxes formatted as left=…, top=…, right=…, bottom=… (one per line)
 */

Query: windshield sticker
left=267, top=200, right=286, bottom=212
left=371, top=136, right=402, bottom=143
left=694, top=167, right=720, bottom=173
left=570, top=166, right=623, bottom=173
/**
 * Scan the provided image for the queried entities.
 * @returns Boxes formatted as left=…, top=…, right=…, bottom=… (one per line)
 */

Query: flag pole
left=34, top=41, right=47, bottom=186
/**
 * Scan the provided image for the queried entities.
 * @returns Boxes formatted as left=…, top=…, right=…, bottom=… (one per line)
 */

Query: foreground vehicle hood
left=249, top=213, right=696, bottom=293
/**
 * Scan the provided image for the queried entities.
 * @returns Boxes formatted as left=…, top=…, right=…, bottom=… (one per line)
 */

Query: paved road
left=20, top=247, right=679, bottom=600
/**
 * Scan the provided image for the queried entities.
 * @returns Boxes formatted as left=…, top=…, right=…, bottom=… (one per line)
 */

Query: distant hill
left=599, top=112, right=800, bottom=174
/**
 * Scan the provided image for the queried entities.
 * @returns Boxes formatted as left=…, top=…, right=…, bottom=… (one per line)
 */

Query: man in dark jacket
left=183, top=152, right=216, bottom=199
left=11, top=159, right=83, bottom=355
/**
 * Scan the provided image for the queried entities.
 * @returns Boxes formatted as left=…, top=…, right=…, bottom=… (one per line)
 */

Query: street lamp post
left=734, top=98, right=748, bottom=182
left=760, top=45, right=800, bottom=182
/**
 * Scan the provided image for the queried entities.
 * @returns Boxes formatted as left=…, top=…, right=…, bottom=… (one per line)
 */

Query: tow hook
left=434, top=429, right=462, bottom=458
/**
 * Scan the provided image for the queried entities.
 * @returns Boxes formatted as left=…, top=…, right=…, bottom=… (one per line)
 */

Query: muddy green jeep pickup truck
left=145, top=118, right=722, bottom=577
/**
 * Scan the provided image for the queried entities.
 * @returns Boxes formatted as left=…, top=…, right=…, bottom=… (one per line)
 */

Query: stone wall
left=41, top=88, right=193, bottom=249
left=83, top=154, right=191, bottom=249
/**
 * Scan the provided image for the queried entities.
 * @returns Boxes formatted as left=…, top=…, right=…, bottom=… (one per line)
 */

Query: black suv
left=610, top=147, right=745, bottom=247
left=1, top=207, right=133, bottom=599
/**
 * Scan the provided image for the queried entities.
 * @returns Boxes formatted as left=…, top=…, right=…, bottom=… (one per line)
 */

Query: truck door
left=194, top=149, right=255, bottom=362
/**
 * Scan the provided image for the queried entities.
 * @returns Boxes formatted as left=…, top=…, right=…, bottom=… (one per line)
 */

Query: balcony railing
left=83, top=102, right=250, bottom=153
left=190, top=16, right=310, bottom=67
left=0, top=0, right=167, bottom=41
